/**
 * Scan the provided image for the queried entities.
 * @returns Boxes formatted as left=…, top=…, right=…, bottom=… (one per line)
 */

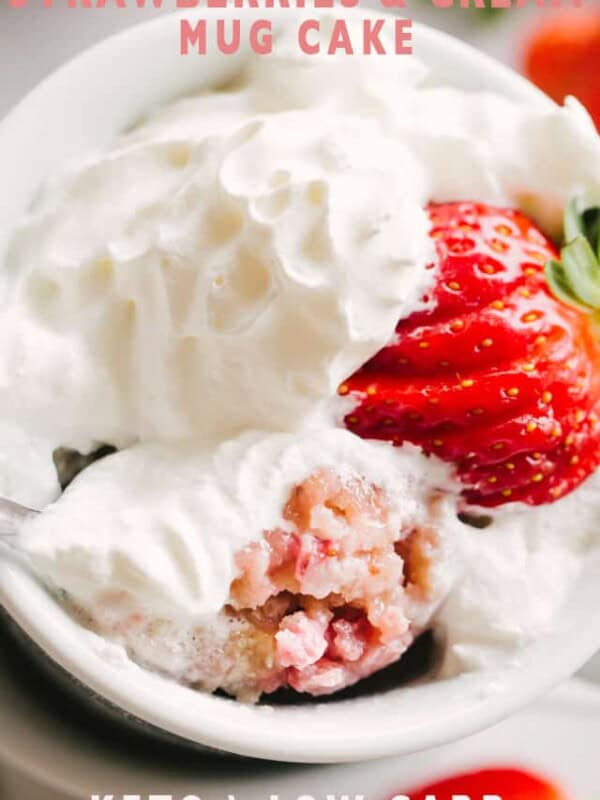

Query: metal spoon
left=0, top=497, right=38, bottom=550
left=0, top=445, right=118, bottom=553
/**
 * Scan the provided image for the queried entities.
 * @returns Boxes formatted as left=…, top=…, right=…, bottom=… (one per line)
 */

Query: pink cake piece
left=85, top=466, right=441, bottom=702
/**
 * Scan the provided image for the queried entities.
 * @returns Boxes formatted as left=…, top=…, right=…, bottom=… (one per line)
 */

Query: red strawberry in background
left=342, top=200, right=600, bottom=508
left=398, top=767, right=567, bottom=800
left=523, top=9, right=600, bottom=132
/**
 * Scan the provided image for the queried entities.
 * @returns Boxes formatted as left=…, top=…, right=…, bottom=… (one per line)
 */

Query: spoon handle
left=0, top=497, right=38, bottom=547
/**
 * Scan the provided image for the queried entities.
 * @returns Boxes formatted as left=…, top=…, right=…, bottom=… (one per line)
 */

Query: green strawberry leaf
left=564, top=197, right=586, bottom=242
left=545, top=258, right=592, bottom=312
left=561, top=236, right=600, bottom=307
left=581, top=207, right=600, bottom=259
left=545, top=197, right=600, bottom=313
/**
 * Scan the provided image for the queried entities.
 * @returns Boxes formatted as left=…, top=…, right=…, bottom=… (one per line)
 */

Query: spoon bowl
left=0, top=498, right=37, bottom=549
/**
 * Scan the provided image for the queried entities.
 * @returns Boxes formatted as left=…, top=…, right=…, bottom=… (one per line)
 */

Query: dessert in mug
left=4, top=18, right=600, bottom=700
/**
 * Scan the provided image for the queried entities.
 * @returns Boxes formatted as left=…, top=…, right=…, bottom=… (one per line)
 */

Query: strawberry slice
left=523, top=9, right=600, bottom=132
left=368, top=300, right=554, bottom=377
left=397, top=767, right=567, bottom=800
left=342, top=200, right=600, bottom=507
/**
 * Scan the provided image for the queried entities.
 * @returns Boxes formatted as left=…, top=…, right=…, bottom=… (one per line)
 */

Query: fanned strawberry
left=342, top=200, right=600, bottom=507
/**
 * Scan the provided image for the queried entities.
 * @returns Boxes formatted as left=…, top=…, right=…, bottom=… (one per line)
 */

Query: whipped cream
left=439, top=470, right=600, bottom=673
left=4, top=17, right=600, bottom=683
left=19, top=428, right=458, bottom=620
left=3, top=19, right=600, bottom=510
left=0, top=30, right=439, bottom=493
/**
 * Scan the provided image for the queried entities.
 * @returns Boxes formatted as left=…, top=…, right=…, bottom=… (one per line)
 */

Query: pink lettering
left=363, top=19, right=385, bottom=54
left=328, top=20, right=354, bottom=54
left=180, top=19, right=205, bottom=53
left=298, top=19, right=320, bottom=54
left=250, top=20, right=272, bottom=54
left=395, top=18, right=412, bottom=54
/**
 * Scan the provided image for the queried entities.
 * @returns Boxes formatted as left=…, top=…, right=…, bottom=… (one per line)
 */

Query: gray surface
left=0, top=2, right=168, bottom=119
left=0, top=767, right=73, bottom=800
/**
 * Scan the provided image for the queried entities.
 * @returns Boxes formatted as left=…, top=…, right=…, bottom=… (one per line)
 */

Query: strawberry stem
left=545, top=197, right=600, bottom=312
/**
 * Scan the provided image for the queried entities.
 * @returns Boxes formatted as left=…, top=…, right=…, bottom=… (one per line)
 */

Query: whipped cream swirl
left=4, top=18, right=600, bottom=673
